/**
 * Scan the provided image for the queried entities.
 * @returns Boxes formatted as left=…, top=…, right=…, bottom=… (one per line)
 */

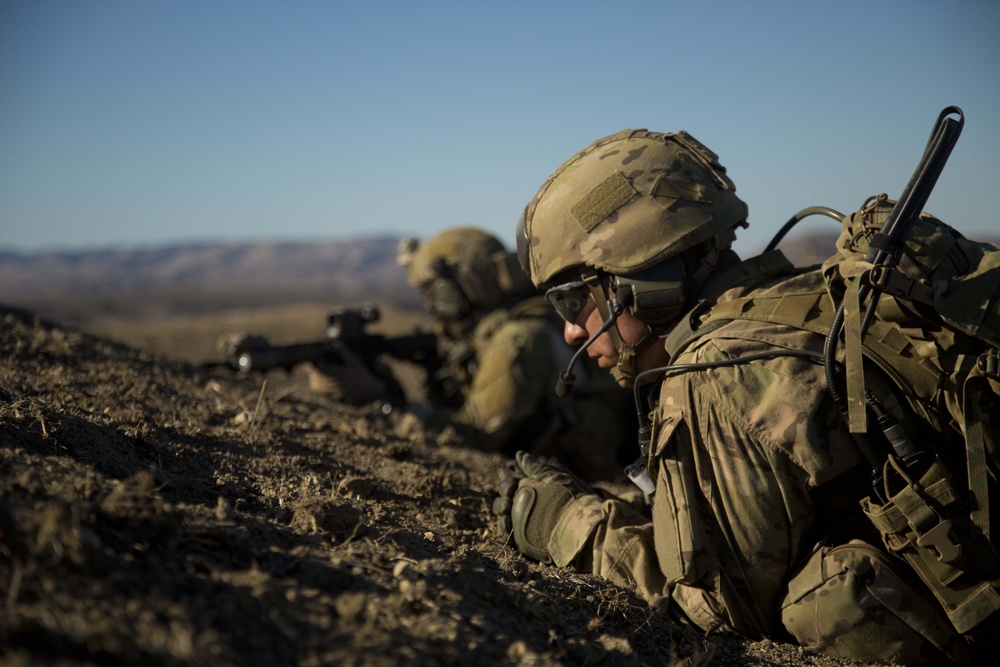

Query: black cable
left=764, top=206, right=845, bottom=254
left=631, top=349, right=829, bottom=451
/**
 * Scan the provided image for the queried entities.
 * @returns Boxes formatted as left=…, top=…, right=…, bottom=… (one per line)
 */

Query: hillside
left=0, top=305, right=886, bottom=666
left=0, top=237, right=421, bottom=324
left=0, top=232, right=967, bottom=665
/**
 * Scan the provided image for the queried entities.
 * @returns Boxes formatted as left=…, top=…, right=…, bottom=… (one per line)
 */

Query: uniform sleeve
left=452, top=320, right=558, bottom=438
left=653, top=404, right=805, bottom=636
left=547, top=493, right=667, bottom=605
left=542, top=401, right=811, bottom=639
left=649, top=343, right=839, bottom=638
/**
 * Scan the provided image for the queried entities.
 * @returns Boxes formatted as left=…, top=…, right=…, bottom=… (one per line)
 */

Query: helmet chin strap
left=611, top=336, right=657, bottom=384
left=566, top=241, right=725, bottom=386
left=581, top=271, right=656, bottom=384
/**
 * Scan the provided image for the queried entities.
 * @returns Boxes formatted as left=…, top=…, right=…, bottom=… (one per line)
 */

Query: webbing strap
left=868, top=265, right=937, bottom=307
left=895, top=486, right=964, bottom=577
left=707, top=290, right=942, bottom=398
left=963, top=373, right=991, bottom=540
left=582, top=269, right=650, bottom=382
left=844, top=281, right=869, bottom=433
left=703, top=291, right=831, bottom=335
left=662, top=251, right=798, bottom=359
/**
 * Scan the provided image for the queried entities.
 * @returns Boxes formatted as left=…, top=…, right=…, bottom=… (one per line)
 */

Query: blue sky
left=2, top=0, right=998, bottom=258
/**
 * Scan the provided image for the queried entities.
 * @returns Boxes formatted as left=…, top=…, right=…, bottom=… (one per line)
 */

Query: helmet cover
left=517, top=129, right=748, bottom=286
left=401, top=227, right=531, bottom=316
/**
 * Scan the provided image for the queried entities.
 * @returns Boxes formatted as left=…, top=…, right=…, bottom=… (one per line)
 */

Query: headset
left=607, top=255, right=693, bottom=330
left=554, top=255, right=695, bottom=396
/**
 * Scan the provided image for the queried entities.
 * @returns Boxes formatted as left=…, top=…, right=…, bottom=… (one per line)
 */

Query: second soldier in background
left=315, top=226, right=636, bottom=483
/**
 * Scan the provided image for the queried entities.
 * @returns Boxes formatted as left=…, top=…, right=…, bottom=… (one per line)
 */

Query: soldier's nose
left=564, top=320, right=589, bottom=346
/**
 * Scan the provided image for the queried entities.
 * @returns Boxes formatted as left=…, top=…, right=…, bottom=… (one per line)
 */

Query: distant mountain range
left=0, top=236, right=421, bottom=323
left=10, top=229, right=992, bottom=326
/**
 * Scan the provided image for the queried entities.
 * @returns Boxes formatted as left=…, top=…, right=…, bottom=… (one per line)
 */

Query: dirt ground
left=0, top=304, right=891, bottom=666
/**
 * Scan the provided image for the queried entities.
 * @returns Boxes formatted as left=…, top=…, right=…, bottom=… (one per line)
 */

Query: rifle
left=212, top=305, right=455, bottom=401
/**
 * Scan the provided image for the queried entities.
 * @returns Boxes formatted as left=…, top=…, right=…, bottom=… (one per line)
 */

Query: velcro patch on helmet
left=571, top=171, right=637, bottom=232
left=649, top=174, right=711, bottom=203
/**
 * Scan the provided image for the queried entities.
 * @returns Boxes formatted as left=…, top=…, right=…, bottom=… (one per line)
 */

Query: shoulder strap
left=705, top=277, right=944, bottom=399
left=663, top=250, right=796, bottom=359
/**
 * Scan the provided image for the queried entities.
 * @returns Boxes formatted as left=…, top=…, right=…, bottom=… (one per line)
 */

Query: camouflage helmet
left=399, top=227, right=533, bottom=319
left=516, top=129, right=748, bottom=286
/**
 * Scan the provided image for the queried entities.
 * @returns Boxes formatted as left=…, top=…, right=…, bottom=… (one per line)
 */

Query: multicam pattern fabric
left=545, top=266, right=971, bottom=663
left=445, top=299, right=633, bottom=483
left=781, top=540, right=970, bottom=663
left=403, top=227, right=536, bottom=316
left=517, top=129, right=748, bottom=286
left=404, top=227, right=507, bottom=311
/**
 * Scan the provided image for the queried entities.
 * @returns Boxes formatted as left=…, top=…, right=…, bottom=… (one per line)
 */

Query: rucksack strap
left=663, top=250, right=796, bottom=360
left=964, top=350, right=1000, bottom=539
left=706, top=278, right=999, bottom=546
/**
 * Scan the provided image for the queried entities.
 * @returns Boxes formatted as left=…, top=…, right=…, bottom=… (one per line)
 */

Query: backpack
left=823, top=194, right=1000, bottom=634
left=703, top=193, right=1000, bottom=635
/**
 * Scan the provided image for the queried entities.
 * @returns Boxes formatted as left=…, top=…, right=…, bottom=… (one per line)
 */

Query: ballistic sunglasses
left=544, top=280, right=592, bottom=324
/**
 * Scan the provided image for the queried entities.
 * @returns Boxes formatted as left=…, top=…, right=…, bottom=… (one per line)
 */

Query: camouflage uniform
left=441, top=296, right=633, bottom=481
left=506, top=129, right=984, bottom=664
left=402, top=228, right=634, bottom=482
left=545, top=265, right=969, bottom=662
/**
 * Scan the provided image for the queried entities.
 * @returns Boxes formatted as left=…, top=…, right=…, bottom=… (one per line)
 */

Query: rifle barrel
left=235, top=341, right=342, bottom=373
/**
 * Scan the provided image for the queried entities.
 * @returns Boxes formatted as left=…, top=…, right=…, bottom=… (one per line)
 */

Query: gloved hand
left=297, top=345, right=387, bottom=405
left=493, top=451, right=594, bottom=563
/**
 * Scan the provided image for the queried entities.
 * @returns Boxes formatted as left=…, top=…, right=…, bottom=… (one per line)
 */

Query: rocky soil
left=0, top=305, right=889, bottom=666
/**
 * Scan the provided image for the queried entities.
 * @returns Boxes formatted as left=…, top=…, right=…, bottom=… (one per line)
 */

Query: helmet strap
left=687, top=241, right=721, bottom=288
left=581, top=269, right=656, bottom=383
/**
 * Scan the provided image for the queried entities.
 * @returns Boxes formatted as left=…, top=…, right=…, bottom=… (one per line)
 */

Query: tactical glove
left=493, top=451, right=594, bottom=563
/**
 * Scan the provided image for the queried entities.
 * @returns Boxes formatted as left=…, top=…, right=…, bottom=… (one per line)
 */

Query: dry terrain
left=0, top=235, right=901, bottom=665
left=0, top=299, right=893, bottom=666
